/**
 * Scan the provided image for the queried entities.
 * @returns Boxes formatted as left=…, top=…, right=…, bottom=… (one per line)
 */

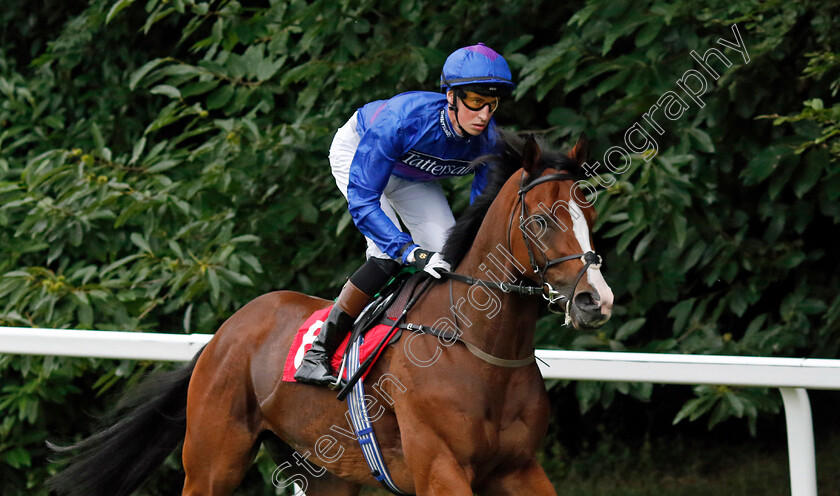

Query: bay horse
left=49, top=133, right=613, bottom=496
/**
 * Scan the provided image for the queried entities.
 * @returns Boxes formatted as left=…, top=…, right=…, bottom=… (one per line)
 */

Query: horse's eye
left=537, top=215, right=555, bottom=230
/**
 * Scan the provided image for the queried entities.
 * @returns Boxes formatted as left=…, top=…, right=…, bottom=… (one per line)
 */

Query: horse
left=48, top=133, right=614, bottom=496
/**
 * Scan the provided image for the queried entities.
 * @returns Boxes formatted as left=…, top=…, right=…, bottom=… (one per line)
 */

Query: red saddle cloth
left=282, top=305, right=394, bottom=383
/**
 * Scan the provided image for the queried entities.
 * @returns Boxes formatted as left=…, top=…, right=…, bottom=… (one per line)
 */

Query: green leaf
left=207, top=268, right=220, bottom=303
left=635, top=21, right=662, bottom=48
left=742, top=146, right=786, bottom=185
left=183, top=303, right=193, bottom=331
left=206, top=85, right=235, bottom=110
left=669, top=298, right=695, bottom=335
left=181, top=79, right=220, bottom=98
left=724, top=390, right=745, bottom=417
left=3, top=447, right=31, bottom=469
left=708, top=401, right=730, bottom=429
left=595, top=69, right=630, bottom=97
left=616, top=223, right=646, bottom=254
left=804, top=98, right=824, bottom=110
left=568, top=3, right=597, bottom=27
left=146, top=160, right=178, bottom=173
left=256, top=56, right=285, bottom=82
left=150, top=85, right=181, bottom=99
left=217, top=268, right=253, bottom=286
left=129, top=137, right=147, bottom=166
left=547, top=107, right=587, bottom=136
left=672, top=214, right=687, bottom=248
left=687, top=128, right=715, bottom=153
left=615, top=318, right=646, bottom=340
left=299, top=200, right=318, bottom=223
left=143, top=6, right=176, bottom=34
left=230, top=235, right=260, bottom=244
left=602, top=220, right=634, bottom=239
left=793, top=148, right=826, bottom=198
left=575, top=381, right=602, bottom=413
left=336, top=211, right=352, bottom=236
left=729, top=291, right=748, bottom=317
left=632, top=229, right=657, bottom=261
left=130, top=233, right=153, bottom=254
left=505, top=34, right=534, bottom=54
left=99, top=253, right=145, bottom=278
left=239, top=253, right=263, bottom=273
left=130, top=59, right=165, bottom=90
left=106, top=0, right=136, bottom=24
left=168, top=240, right=185, bottom=259
left=673, top=397, right=703, bottom=425
left=681, top=241, right=706, bottom=272
left=91, top=122, right=105, bottom=157
left=572, top=334, right=607, bottom=348
left=674, top=392, right=718, bottom=425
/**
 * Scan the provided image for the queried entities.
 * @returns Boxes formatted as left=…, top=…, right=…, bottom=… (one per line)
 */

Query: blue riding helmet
left=440, top=43, right=516, bottom=96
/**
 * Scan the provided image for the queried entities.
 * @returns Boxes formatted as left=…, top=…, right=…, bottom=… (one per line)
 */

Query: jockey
left=295, top=43, right=516, bottom=387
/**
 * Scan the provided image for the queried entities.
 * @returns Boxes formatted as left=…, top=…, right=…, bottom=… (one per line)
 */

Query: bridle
left=442, top=169, right=604, bottom=323
left=510, top=170, right=603, bottom=320
left=398, top=168, right=607, bottom=372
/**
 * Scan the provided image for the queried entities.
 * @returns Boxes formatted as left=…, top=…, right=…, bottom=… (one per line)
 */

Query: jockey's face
left=447, top=90, right=495, bottom=137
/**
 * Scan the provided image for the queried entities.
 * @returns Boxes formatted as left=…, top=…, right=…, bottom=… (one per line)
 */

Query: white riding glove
left=407, top=248, right=451, bottom=279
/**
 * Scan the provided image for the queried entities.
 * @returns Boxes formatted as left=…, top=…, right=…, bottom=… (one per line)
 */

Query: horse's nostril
left=574, top=292, right=599, bottom=311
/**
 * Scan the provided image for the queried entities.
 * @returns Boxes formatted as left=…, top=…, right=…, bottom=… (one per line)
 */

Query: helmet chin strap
left=448, top=100, right=471, bottom=137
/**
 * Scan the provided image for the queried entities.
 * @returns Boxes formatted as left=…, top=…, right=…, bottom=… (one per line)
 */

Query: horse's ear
left=522, top=134, right=541, bottom=174
left=568, top=132, right=590, bottom=165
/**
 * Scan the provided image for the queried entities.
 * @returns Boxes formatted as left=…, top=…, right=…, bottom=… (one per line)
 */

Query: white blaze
left=569, top=202, right=614, bottom=308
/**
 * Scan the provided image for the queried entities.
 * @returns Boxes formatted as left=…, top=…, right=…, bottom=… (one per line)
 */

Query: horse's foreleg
left=411, top=451, right=474, bottom=496
left=479, top=459, right=557, bottom=496
left=399, top=429, right=474, bottom=496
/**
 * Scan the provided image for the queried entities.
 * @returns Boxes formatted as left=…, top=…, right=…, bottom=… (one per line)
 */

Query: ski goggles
left=458, top=91, right=500, bottom=113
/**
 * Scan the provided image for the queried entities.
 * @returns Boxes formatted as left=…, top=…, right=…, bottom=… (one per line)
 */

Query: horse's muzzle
left=570, top=290, right=612, bottom=329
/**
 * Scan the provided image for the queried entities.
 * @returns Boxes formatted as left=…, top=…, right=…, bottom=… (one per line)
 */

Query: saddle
left=282, top=271, right=423, bottom=384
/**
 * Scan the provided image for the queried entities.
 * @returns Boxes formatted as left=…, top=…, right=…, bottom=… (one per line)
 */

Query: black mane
left=441, top=131, right=584, bottom=267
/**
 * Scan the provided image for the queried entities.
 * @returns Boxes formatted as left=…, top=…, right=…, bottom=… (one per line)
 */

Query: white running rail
left=3, top=326, right=840, bottom=496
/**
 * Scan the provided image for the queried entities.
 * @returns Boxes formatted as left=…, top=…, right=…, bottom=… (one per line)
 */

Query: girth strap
left=344, top=338, right=410, bottom=495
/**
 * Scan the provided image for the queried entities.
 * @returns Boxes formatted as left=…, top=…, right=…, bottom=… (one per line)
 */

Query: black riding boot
left=294, top=281, right=372, bottom=387
left=293, top=306, right=354, bottom=387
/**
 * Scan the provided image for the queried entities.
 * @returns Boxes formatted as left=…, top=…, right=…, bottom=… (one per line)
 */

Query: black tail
left=48, top=349, right=203, bottom=496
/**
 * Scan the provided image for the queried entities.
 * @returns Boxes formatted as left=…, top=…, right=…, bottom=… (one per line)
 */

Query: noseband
left=509, top=171, right=603, bottom=320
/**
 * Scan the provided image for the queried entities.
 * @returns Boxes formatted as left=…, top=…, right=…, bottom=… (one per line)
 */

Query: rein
left=442, top=271, right=543, bottom=296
